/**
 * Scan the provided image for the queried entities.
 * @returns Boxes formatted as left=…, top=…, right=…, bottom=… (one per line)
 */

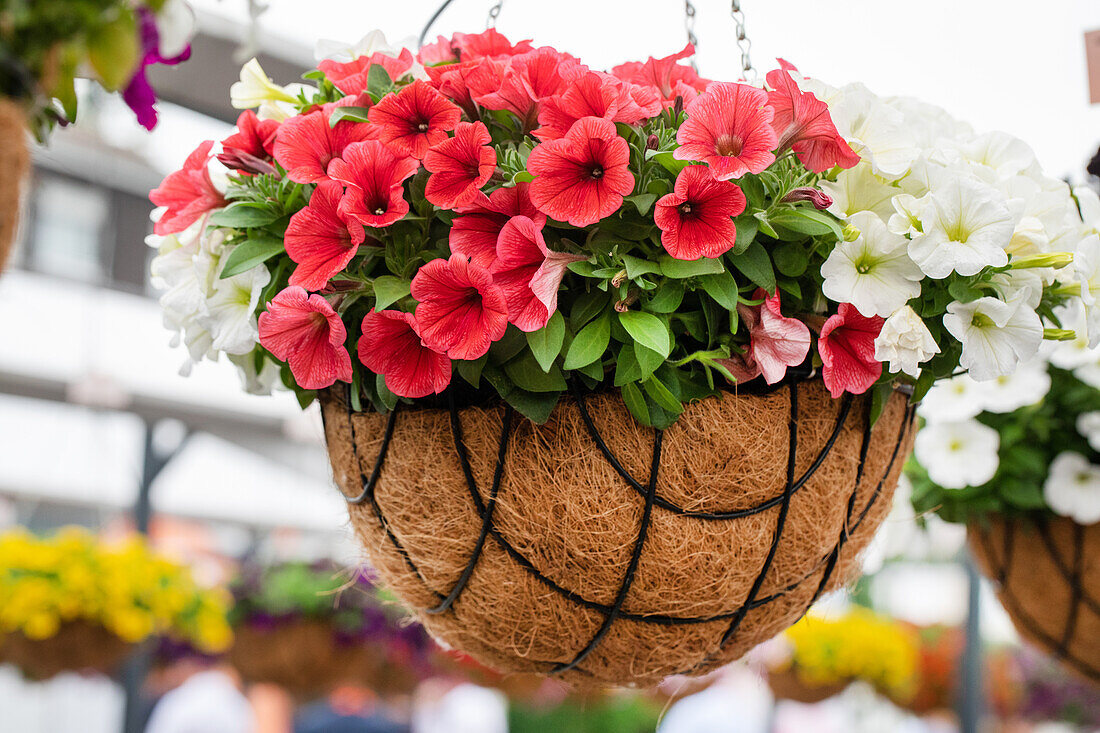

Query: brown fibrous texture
left=0, top=99, right=29, bottom=271
left=768, top=668, right=850, bottom=704
left=323, top=380, right=914, bottom=687
left=969, top=516, right=1100, bottom=685
left=0, top=622, right=132, bottom=681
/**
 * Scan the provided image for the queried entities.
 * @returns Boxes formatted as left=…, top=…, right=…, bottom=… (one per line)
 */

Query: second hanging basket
left=322, top=378, right=914, bottom=686
left=969, top=516, right=1100, bottom=685
left=0, top=99, right=28, bottom=271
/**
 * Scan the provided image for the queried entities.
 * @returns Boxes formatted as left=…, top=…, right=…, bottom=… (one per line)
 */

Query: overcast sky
left=183, top=0, right=1100, bottom=180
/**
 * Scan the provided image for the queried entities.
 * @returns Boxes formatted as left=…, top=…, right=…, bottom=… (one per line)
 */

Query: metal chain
left=487, top=0, right=504, bottom=28
left=683, top=0, right=699, bottom=71
left=730, top=0, right=754, bottom=77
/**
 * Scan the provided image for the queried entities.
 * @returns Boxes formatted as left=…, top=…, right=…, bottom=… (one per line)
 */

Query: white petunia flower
left=1077, top=359, right=1100, bottom=389
left=231, top=58, right=299, bottom=110
left=1043, top=452, right=1100, bottom=524
left=918, top=374, right=987, bottom=422
left=874, top=305, right=940, bottom=377
left=830, top=85, right=919, bottom=179
left=908, top=178, right=1014, bottom=279
left=1076, top=186, right=1100, bottom=234
left=1075, top=234, right=1100, bottom=347
left=887, top=193, right=925, bottom=237
left=201, top=263, right=271, bottom=355
left=229, top=352, right=281, bottom=396
left=943, top=296, right=1043, bottom=381
left=821, top=162, right=900, bottom=222
left=154, top=0, right=195, bottom=60
left=990, top=268, right=1043, bottom=310
left=1047, top=302, right=1097, bottom=369
left=315, top=29, right=400, bottom=62
left=957, top=131, right=1038, bottom=182
left=977, top=358, right=1051, bottom=413
left=914, top=419, right=1000, bottom=489
left=884, top=96, right=973, bottom=148
left=1077, top=412, right=1100, bottom=452
left=821, top=211, right=923, bottom=317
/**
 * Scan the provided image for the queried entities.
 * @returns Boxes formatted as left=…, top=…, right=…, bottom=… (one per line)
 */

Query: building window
left=27, top=176, right=110, bottom=283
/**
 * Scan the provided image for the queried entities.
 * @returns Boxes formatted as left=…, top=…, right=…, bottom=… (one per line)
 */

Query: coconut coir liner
left=0, top=100, right=28, bottom=271
left=323, top=379, right=914, bottom=686
left=969, top=516, right=1100, bottom=685
left=0, top=622, right=132, bottom=681
left=768, top=668, right=850, bottom=704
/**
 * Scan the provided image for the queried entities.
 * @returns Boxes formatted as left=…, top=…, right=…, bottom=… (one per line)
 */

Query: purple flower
left=122, top=7, right=192, bottom=130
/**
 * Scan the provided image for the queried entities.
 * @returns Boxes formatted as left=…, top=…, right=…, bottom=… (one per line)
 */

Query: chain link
left=730, top=0, right=754, bottom=77
left=487, top=0, right=504, bottom=28
left=683, top=0, right=699, bottom=71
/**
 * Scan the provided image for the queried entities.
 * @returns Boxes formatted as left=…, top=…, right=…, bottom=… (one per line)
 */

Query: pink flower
left=675, top=82, right=778, bottom=180
left=491, top=215, right=585, bottom=332
left=149, top=141, right=227, bottom=235
left=533, top=72, right=659, bottom=141
left=766, top=67, right=859, bottom=173
left=412, top=254, right=509, bottom=360
left=417, top=36, right=459, bottom=65
left=448, top=183, right=546, bottom=268
left=358, top=310, right=452, bottom=398
left=218, top=110, right=279, bottom=174
left=367, top=80, right=461, bottom=160
left=423, top=121, right=497, bottom=209
left=527, top=116, right=635, bottom=227
left=258, top=286, right=352, bottom=390
left=654, top=164, right=746, bottom=260
left=272, top=105, right=376, bottom=184
left=719, top=289, right=811, bottom=385
left=426, top=60, right=483, bottom=118
left=318, top=49, right=416, bottom=95
left=818, top=303, right=884, bottom=398
left=451, top=29, right=534, bottom=60
left=328, top=140, right=420, bottom=228
left=285, top=180, right=367, bottom=291
left=610, top=44, right=710, bottom=106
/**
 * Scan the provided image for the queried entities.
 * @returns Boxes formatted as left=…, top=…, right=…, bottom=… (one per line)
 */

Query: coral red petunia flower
left=654, top=164, right=747, bottom=260
left=328, top=140, right=419, bottom=228
left=448, top=183, right=546, bottom=268
left=318, top=49, right=417, bottom=95
left=426, top=60, right=482, bottom=118
left=367, top=80, right=461, bottom=160
left=527, top=116, right=635, bottom=227
left=534, top=72, right=621, bottom=141
left=418, top=35, right=459, bottom=65
left=150, top=140, right=228, bottom=235
left=358, top=309, right=452, bottom=398
left=766, top=68, right=859, bottom=174
left=223, top=110, right=279, bottom=158
left=411, top=253, right=509, bottom=360
left=285, top=180, right=367, bottom=291
left=675, top=82, right=778, bottom=180
left=468, top=49, right=583, bottom=124
left=451, top=29, right=534, bottom=60
left=719, top=289, right=811, bottom=385
left=258, top=286, right=353, bottom=390
left=610, top=44, right=710, bottom=106
left=818, top=303, right=885, bottom=398
left=272, top=106, right=376, bottom=184
left=491, top=215, right=585, bottom=332
left=423, top=121, right=497, bottom=209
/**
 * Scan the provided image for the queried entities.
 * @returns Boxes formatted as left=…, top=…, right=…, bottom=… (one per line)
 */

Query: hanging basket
left=0, top=99, right=29, bottom=271
left=0, top=623, right=133, bottom=681
left=969, top=516, right=1100, bottom=686
left=321, top=378, right=914, bottom=686
left=768, top=668, right=849, bottom=704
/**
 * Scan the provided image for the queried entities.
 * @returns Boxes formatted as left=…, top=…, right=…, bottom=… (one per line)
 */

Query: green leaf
left=869, top=382, right=894, bottom=427
left=620, top=381, right=652, bottom=425
left=577, top=358, right=606, bottom=381
left=489, top=327, right=527, bottom=364
left=570, top=291, right=608, bottom=329
left=376, top=374, right=399, bottom=411
left=209, top=203, right=280, bottom=229
left=505, top=389, right=560, bottom=424
left=948, top=279, right=984, bottom=303
left=647, top=151, right=692, bottom=176
left=634, top=342, right=664, bottom=379
left=621, top=254, right=660, bottom=279
left=626, top=193, right=658, bottom=216
left=87, top=9, right=139, bottom=90
left=773, top=243, right=810, bottom=278
left=567, top=260, right=598, bottom=277
left=220, top=236, right=285, bottom=278
left=659, top=255, right=725, bottom=279
left=328, top=106, right=372, bottom=126
left=643, top=376, right=684, bottom=416
left=526, top=311, right=566, bottom=373
left=614, top=343, right=642, bottom=386
left=754, top=211, right=779, bottom=239
left=739, top=175, right=766, bottom=210
left=647, top=279, right=684, bottom=313
left=698, top=271, right=739, bottom=311
left=456, top=355, right=487, bottom=387
left=505, top=352, right=567, bottom=392
left=729, top=240, right=776, bottom=293
left=769, top=208, right=844, bottom=240
left=733, top=216, right=758, bottom=255
left=367, top=64, right=393, bottom=94
left=372, top=276, right=411, bottom=310
left=618, top=311, right=671, bottom=358
left=563, top=312, right=611, bottom=369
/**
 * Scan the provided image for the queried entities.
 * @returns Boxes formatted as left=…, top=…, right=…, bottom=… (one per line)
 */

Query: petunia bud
left=672, top=95, right=684, bottom=118
left=1009, top=252, right=1074, bottom=270
left=611, top=269, right=628, bottom=288
left=1044, top=328, right=1077, bottom=341
left=645, top=134, right=660, bottom=151
left=842, top=223, right=860, bottom=242
left=782, top=187, right=833, bottom=210
left=217, top=149, right=279, bottom=176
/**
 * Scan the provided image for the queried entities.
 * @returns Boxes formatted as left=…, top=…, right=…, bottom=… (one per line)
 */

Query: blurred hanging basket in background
left=0, top=100, right=28, bottom=270
left=323, top=380, right=914, bottom=685
left=969, top=517, right=1100, bottom=686
left=0, top=621, right=134, bottom=681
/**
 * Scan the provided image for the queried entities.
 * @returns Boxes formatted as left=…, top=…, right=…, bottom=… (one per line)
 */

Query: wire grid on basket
left=974, top=519, right=1100, bottom=682
left=330, top=377, right=914, bottom=678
